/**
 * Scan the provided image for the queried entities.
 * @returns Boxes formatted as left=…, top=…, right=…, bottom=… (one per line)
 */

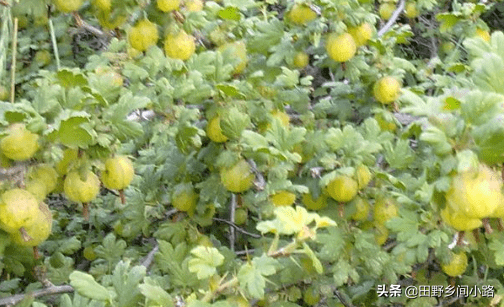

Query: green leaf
left=215, top=84, right=244, bottom=98
left=274, top=67, right=299, bottom=88
left=488, top=236, right=504, bottom=266
left=332, top=258, right=359, bottom=287
left=472, top=115, right=504, bottom=164
left=139, top=281, right=174, bottom=307
left=94, top=233, right=127, bottom=265
left=58, top=116, right=95, bottom=148
left=58, top=237, right=82, bottom=255
left=188, top=246, right=225, bottom=279
left=316, top=227, right=345, bottom=262
left=302, top=243, right=323, bottom=274
left=218, top=7, right=241, bottom=20
left=269, top=302, right=302, bottom=307
left=252, top=254, right=278, bottom=276
left=104, top=92, right=150, bottom=141
left=419, top=126, right=452, bottom=156
left=247, top=20, right=284, bottom=54
left=435, top=13, right=460, bottom=33
left=220, top=107, right=250, bottom=139
left=460, top=91, right=504, bottom=125
left=69, top=271, right=114, bottom=301
left=386, top=217, right=418, bottom=242
left=383, top=139, right=415, bottom=169
left=56, top=69, right=88, bottom=88
left=238, top=255, right=277, bottom=299
left=155, top=240, right=199, bottom=287
left=0, top=231, right=10, bottom=258
left=111, top=261, right=146, bottom=307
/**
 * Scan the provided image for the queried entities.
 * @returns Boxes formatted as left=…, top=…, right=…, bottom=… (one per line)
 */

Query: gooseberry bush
left=2, top=0, right=504, bottom=306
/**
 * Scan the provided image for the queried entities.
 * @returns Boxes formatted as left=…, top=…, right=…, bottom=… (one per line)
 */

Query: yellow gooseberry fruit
left=206, top=116, right=228, bottom=143
left=379, top=2, right=395, bottom=20
left=356, top=164, right=372, bottom=190
left=220, top=159, right=255, bottom=193
left=172, top=183, right=198, bottom=212
left=0, top=189, right=39, bottom=234
left=101, top=155, right=135, bottom=190
left=287, top=4, right=317, bottom=25
left=326, top=175, right=358, bottom=202
left=440, top=207, right=482, bottom=232
left=10, top=202, right=52, bottom=247
left=326, top=33, right=357, bottom=62
left=351, top=196, right=370, bottom=221
left=128, top=19, right=159, bottom=52
left=157, top=0, right=181, bottom=12
left=445, top=164, right=502, bottom=219
left=373, top=197, right=398, bottom=225
left=0, top=123, right=39, bottom=161
left=373, top=76, right=401, bottom=104
left=348, top=23, right=373, bottom=47
left=218, top=41, right=248, bottom=74
left=293, top=51, right=309, bottom=68
left=53, top=0, right=84, bottom=13
left=270, top=190, right=296, bottom=206
left=441, top=251, right=468, bottom=277
left=64, top=170, right=101, bottom=203
left=164, top=30, right=196, bottom=60
left=302, top=193, right=328, bottom=211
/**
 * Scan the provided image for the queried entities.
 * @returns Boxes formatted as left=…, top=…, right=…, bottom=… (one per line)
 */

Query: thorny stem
left=230, top=194, right=236, bottom=252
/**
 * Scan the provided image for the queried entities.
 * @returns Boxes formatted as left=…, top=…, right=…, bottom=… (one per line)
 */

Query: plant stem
left=10, top=17, right=17, bottom=103
left=201, top=276, right=239, bottom=303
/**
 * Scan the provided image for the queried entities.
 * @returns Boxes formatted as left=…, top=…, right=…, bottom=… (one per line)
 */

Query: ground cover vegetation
left=1, top=0, right=504, bottom=306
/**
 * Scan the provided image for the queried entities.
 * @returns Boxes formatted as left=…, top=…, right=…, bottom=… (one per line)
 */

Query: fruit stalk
left=456, top=231, right=465, bottom=246
left=33, top=246, right=40, bottom=260
left=472, top=229, right=480, bottom=243
left=82, top=202, right=89, bottom=221
left=338, top=202, right=344, bottom=218
left=482, top=218, right=493, bottom=234
left=119, top=189, right=125, bottom=204
left=497, top=218, right=504, bottom=232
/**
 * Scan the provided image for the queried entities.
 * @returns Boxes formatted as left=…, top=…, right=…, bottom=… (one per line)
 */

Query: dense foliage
left=1, top=0, right=504, bottom=306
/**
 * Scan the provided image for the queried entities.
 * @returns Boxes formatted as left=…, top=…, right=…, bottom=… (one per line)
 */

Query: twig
left=248, top=159, right=265, bottom=191
left=0, top=285, right=74, bottom=306
left=333, top=288, right=354, bottom=307
left=140, top=244, right=159, bottom=269
left=48, top=19, right=61, bottom=70
left=377, top=0, right=406, bottom=38
left=435, top=295, right=462, bottom=307
left=212, top=218, right=262, bottom=239
left=165, top=208, right=178, bottom=219
left=235, top=249, right=255, bottom=256
left=72, top=12, right=108, bottom=38
left=230, top=193, right=236, bottom=252
left=10, top=17, right=17, bottom=103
